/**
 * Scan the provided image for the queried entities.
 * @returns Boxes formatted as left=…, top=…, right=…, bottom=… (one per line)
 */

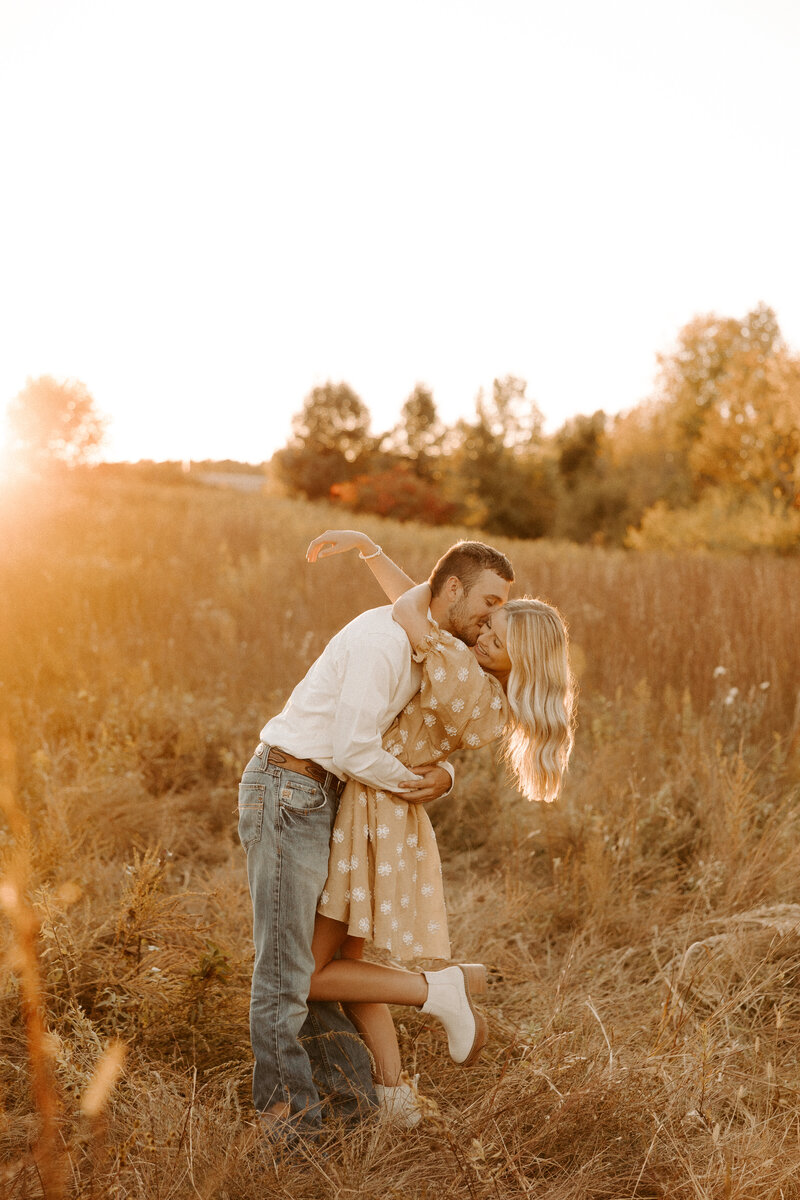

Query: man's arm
left=330, top=634, right=424, bottom=791
left=306, top=529, right=416, bottom=603
left=398, top=761, right=454, bottom=803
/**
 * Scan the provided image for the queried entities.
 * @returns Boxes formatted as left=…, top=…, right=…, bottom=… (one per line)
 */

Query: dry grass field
left=2, top=473, right=800, bottom=1199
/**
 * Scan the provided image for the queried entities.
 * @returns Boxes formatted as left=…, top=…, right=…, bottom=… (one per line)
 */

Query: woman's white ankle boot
left=420, top=964, right=487, bottom=1066
left=375, top=1073, right=422, bottom=1128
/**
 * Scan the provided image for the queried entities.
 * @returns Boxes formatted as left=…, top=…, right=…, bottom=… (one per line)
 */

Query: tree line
left=5, top=304, right=798, bottom=552
left=273, top=304, right=800, bottom=553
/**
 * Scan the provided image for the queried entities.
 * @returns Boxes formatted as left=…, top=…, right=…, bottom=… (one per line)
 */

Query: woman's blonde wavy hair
left=501, top=597, right=576, bottom=803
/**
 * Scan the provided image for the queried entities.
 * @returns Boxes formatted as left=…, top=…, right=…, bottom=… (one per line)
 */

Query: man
left=238, top=532, right=514, bottom=1138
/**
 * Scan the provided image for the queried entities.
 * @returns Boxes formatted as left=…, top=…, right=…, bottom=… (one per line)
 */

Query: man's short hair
left=428, top=541, right=514, bottom=598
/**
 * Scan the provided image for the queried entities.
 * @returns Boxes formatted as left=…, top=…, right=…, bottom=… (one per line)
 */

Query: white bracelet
left=359, top=545, right=382, bottom=561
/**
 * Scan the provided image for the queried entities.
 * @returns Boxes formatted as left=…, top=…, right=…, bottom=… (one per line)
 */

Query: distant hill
left=92, top=459, right=270, bottom=490
left=195, top=470, right=266, bottom=492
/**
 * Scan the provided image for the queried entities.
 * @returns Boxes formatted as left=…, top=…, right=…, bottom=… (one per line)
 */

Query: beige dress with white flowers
left=317, top=628, right=507, bottom=961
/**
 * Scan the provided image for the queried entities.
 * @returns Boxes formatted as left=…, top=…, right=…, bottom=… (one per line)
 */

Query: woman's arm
left=306, top=529, right=416, bottom=603
left=392, top=582, right=434, bottom=648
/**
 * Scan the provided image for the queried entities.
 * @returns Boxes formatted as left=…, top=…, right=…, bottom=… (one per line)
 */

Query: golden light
left=0, top=398, right=25, bottom=486
left=0, top=414, right=11, bottom=483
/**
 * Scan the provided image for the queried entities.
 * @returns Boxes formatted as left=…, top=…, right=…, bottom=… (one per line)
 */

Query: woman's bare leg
left=310, top=915, right=487, bottom=1074
left=309, top=915, right=426, bottom=1084
left=310, top=915, right=427, bottom=1003
left=344, top=1002, right=403, bottom=1085
left=338, top=935, right=402, bottom=1085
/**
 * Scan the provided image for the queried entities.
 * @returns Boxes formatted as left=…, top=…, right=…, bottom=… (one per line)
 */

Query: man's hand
left=395, top=763, right=451, bottom=804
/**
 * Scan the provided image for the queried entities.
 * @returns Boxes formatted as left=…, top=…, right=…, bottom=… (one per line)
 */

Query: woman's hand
left=307, top=531, right=417, bottom=602
left=306, top=530, right=376, bottom=562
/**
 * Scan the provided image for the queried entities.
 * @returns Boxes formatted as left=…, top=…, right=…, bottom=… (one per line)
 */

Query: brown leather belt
left=263, top=744, right=346, bottom=797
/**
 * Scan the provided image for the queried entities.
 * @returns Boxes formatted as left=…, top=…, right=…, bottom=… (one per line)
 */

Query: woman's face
left=472, top=607, right=512, bottom=675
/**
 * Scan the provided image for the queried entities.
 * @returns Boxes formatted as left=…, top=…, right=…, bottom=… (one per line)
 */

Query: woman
left=305, top=531, right=576, bottom=1126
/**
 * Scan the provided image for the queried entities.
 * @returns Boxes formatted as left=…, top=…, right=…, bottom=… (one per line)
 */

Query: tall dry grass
left=1, top=471, right=800, bottom=1198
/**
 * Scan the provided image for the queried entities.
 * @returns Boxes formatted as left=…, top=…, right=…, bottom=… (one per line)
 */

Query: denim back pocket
left=278, top=778, right=328, bottom=814
left=238, top=782, right=265, bottom=848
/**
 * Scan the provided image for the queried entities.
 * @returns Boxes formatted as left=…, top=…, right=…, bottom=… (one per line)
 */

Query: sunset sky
left=1, top=0, right=798, bottom=465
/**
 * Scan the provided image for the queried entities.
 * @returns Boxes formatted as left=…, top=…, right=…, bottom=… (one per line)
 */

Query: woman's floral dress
left=317, top=628, right=507, bottom=961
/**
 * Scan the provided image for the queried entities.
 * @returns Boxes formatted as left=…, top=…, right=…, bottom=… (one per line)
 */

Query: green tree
left=382, top=384, right=445, bottom=479
left=556, top=411, right=606, bottom=488
left=7, top=376, right=106, bottom=468
left=273, top=382, right=373, bottom=500
left=447, top=376, right=556, bottom=538
left=605, top=400, right=693, bottom=512
left=477, top=374, right=544, bottom=449
left=552, top=411, right=629, bottom=544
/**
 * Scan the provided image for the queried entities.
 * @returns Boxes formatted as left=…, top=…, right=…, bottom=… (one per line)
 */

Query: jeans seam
left=271, top=796, right=288, bottom=1107
left=308, top=1005, right=334, bottom=1091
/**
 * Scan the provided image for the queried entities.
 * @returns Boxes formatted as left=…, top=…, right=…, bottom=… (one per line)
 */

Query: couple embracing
left=238, top=530, right=575, bottom=1141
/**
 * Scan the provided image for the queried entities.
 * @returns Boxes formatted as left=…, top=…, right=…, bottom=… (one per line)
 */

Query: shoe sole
left=456, top=964, right=488, bottom=1067
left=458, top=963, right=487, bottom=996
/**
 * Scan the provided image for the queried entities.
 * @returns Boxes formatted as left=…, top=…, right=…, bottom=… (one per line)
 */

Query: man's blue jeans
left=238, top=743, right=376, bottom=1130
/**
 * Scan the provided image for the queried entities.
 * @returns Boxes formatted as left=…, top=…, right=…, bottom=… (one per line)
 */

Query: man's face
left=442, top=569, right=512, bottom=646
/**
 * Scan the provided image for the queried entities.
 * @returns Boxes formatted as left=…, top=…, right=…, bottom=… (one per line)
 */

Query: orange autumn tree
left=627, top=304, right=800, bottom=552
left=331, top=462, right=459, bottom=525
